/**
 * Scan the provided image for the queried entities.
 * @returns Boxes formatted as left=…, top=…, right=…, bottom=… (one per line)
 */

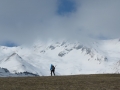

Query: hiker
left=50, top=64, right=55, bottom=76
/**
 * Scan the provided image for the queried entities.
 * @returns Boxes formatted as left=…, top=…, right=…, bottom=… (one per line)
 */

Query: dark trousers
left=51, top=69, right=55, bottom=76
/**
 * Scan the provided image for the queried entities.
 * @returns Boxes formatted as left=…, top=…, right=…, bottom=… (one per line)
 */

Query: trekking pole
left=55, top=65, right=57, bottom=68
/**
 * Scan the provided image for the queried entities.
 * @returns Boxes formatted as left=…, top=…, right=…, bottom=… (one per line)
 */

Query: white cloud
left=0, top=0, right=57, bottom=44
left=0, top=0, right=120, bottom=45
left=74, top=0, right=120, bottom=38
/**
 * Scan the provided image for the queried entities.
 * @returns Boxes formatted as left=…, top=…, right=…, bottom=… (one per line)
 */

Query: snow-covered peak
left=1, top=53, right=24, bottom=65
left=3, top=53, right=21, bottom=62
left=0, top=53, right=41, bottom=75
left=0, top=39, right=120, bottom=76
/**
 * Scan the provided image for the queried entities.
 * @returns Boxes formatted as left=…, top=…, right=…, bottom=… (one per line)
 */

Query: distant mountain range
left=0, top=67, right=38, bottom=77
left=0, top=39, right=120, bottom=76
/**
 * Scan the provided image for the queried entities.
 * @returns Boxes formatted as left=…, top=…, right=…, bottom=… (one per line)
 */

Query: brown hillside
left=0, top=74, right=120, bottom=90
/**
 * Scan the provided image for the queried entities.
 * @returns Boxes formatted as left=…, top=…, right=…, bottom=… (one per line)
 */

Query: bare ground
left=0, top=74, right=120, bottom=90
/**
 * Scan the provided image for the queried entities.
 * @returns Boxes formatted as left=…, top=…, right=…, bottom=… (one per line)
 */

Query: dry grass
left=0, top=74, right=120, bottom=90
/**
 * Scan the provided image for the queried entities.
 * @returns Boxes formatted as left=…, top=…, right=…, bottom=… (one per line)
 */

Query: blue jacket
left=50, top=64, right=54, bottom=70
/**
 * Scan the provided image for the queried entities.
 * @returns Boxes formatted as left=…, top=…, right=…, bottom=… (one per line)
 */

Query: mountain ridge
left=0, top=39, right=120, bottom=76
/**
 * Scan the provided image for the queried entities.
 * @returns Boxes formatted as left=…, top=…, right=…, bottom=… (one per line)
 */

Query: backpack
left=52, top=65, right=55, bottom=70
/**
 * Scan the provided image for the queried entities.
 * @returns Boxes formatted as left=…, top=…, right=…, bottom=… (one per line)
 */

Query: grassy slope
left=0, top=74, right=120, bottom=90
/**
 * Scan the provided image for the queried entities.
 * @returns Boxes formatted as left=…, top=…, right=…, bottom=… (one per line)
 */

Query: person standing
left=50, top=64, right=55, bottom=76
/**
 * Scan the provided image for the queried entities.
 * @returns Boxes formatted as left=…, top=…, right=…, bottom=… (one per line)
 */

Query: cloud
left=0, top=0, right=120, bottom=45
left=0, top=0, right=57, bottom=44
left=74, top=0, right=120, bottom=39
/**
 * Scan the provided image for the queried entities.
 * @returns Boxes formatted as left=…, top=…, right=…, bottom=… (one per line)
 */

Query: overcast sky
left=0, top=0, right=120, bottom=46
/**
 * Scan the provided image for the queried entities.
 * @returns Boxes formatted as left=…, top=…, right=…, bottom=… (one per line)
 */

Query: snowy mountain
left=0, top=39, right=120, bottom=76
left=0, top=67, right=38, bottom=77
left=0, top=53, right=41, bottom=75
